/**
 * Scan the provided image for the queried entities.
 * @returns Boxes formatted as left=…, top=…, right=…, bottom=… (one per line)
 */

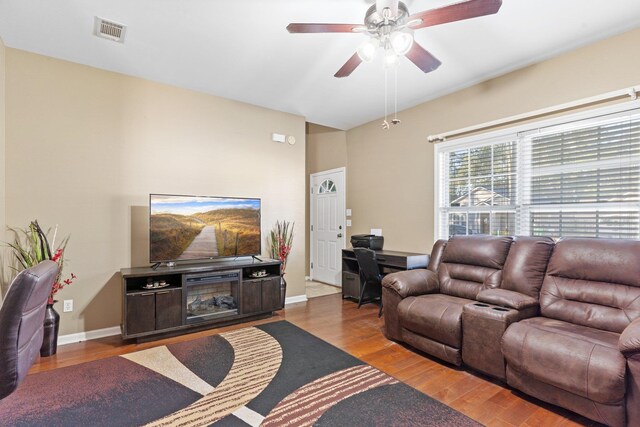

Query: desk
left=341, top=248, right=429, bottom=303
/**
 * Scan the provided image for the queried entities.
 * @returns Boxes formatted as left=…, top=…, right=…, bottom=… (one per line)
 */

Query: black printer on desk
left=350, top=234, right=384, bottom=251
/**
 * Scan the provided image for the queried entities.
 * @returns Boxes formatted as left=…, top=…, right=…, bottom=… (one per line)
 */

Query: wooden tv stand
left=120, top=258, right=282, bottom=341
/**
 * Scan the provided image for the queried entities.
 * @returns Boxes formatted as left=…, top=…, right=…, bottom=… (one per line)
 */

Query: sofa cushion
left=426, top=239, right=447, bottom=272
left=438, top=235, right=512, bottom=300
left=502, top=317, right=626, bottom=404
left=541, top=238, right=640, bottom=333
left=441, top=235, right=513, bottom=270
left=438, top=263, right=502, bottom=300
left=398, top=293, right=472, bottom=349
left=501, top=236, right=554, bottom=298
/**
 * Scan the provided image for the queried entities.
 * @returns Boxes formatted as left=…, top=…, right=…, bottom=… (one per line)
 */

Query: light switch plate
left=371, top=228, right=382, bottom=236
left=346, top=219, right=352, bottom=227
left=346, top=209, right=352, bottom=217
left=271, top=133, right=286, bottom=143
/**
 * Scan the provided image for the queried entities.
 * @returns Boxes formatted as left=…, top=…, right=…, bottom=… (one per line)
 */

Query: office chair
left=0, top=260, right=59, bottom=400
left=353, top=248, right=384, bottom=317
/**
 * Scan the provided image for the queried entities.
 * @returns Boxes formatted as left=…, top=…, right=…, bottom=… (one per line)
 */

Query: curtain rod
left=427, top=85, right=640, bottom=143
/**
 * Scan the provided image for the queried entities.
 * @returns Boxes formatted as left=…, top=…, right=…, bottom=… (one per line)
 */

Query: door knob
left=337, top=233, right=343, bottom=238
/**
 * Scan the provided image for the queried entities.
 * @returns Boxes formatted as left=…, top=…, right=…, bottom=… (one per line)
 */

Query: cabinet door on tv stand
left=126, top=293, right=155, bottom=335
left=261, top=277, right=281, bottom=312
left=242, top=279, right=262, bottom=314
left=155, top=289, right=182, bottom=330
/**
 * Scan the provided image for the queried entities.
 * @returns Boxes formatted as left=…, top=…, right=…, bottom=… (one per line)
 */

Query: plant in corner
left=269, top=220, right=294, bottom=309
left=7, top=220, right=76, bottom=356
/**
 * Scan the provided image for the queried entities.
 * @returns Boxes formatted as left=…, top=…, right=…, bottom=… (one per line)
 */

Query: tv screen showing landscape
left=150, top=194, right=261, bottom=262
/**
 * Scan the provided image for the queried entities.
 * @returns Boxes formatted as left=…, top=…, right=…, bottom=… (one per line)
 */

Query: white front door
left=311, top=168, right=346, bottom=286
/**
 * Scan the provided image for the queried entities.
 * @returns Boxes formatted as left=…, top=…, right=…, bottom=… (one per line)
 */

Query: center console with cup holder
left=461, top=301, right=535, bottom=381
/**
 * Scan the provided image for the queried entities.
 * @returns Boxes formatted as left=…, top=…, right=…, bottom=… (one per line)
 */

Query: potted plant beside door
left=269, top=221, right=294, bottom=309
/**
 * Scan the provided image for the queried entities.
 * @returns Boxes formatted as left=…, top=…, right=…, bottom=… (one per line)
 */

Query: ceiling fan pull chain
left=392, top=66, right=401, bottom=126
left=382, top=67, right=390, bottom=129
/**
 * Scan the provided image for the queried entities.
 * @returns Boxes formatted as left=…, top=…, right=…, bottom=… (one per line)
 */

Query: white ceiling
left=1, top=0, right=640, bottom=130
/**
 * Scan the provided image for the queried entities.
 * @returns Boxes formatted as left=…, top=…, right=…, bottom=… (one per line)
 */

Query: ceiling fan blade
left=405, top=42, right=442, bottom=73
left=408, top=0, right=502, bottom=30
left=286, top=23, right=364, bottom=33
left=334, top=53, right=363, bottom=78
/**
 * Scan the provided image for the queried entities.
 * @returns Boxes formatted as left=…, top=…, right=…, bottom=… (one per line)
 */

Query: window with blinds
left=521, top=112, right=640, bottom=239
left=440, top=140, right=517, bottom=237
left=437, top=106, right=640, bottom=240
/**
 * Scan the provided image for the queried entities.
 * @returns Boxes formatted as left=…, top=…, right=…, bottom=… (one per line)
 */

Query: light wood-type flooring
left=29, top=294, right=600, bottom=427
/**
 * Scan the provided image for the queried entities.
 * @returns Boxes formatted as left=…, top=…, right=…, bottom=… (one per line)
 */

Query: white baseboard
left=57, top=296, right=309, bottom=346
left=285, top=294, right=308, bottom=305
left=58, top=326, right=121, bottom=346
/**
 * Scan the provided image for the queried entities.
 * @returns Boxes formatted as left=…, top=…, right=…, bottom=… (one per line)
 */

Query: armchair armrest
left=620, top=318, right=640, bottom=356
left=381, top=269, right=438, bottom=299
left=477, top=289, right=538, bottom=310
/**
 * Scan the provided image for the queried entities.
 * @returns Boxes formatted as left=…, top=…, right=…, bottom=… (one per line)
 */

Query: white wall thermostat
left=287, top=135, right=296, bottom=145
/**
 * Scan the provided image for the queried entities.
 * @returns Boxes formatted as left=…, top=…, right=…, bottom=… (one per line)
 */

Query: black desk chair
left=353, top=248, right=384, bottom=317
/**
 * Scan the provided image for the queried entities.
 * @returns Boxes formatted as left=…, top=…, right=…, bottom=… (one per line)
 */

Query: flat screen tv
left=149, top=194, right=261, bottom=263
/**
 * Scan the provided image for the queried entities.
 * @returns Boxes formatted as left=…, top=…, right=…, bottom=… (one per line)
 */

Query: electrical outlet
left=63, top=299, right=73, bottom=313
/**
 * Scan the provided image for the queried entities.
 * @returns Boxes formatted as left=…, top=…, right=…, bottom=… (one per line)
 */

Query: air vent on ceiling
left=94, top=17, right=127, bottom=43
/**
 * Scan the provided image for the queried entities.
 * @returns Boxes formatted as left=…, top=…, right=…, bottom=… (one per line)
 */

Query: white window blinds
left=439, top=140, right=518, bottom=237
left=437, top=105, right=640, bottom=240
left=521, top=111, right=640, bottom=239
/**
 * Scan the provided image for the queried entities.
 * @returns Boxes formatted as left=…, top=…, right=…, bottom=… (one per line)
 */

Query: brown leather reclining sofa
left=381, top=235, right=640, bottom=427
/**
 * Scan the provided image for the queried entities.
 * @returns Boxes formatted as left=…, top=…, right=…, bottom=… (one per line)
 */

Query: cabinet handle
left=345, top=276, right=354, bottom=281
left=138, top=292, right=154, bottom=296
left=156, top=291, right=170, bottom=295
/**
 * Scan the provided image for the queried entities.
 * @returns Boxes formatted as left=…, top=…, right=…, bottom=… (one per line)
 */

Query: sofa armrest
left=620, top=318, right=640, bottom=356
left=381, top=269, right=438, bottom=299
left=477, top=289, right=539, bottom=310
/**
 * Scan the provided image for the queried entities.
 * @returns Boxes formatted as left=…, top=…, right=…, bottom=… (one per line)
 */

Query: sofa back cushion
left=501, top=236, right=555, bottom=299
left=439, top=235, right=513, bottom=300
left=540, top=237, right=640, bottom=333
left=427, top=239, right=447, bottom=272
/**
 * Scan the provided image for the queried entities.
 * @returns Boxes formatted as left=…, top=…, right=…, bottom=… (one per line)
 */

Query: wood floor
left=30, top=294, right=599, bottom=427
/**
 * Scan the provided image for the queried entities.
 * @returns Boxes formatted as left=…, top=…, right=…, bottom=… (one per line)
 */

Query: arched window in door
left=318, top=179, right=337, bottom=194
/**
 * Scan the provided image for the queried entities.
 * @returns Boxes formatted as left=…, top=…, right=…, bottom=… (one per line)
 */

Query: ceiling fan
left=287, top=0, right=503, bottom=78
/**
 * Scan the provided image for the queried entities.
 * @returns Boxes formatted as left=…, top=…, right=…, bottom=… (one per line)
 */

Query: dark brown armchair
left=0, top=260, right=59, bottom=400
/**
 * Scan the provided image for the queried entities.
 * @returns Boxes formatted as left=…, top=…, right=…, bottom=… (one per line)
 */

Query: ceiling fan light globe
left=357, top=37, right=379, bottom=62
left=383, top=50, right=399, bottom=68
left=390, top=30, right=413, bottom=55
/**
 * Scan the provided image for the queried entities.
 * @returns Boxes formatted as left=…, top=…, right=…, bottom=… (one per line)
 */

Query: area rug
left=0, top=321, right=479, bottom=426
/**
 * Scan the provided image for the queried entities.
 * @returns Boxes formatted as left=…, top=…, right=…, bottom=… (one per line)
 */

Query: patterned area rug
left=0, top=321, right=479, bottom=426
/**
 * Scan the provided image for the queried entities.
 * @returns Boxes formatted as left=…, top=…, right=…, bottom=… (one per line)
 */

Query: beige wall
left=0, top=38, right=5, bottom=295
left=305, top=123, right=347, bottom=276
left=5, top=48, right=306, bottom=335
left=346, top=27, right=640, bottom=255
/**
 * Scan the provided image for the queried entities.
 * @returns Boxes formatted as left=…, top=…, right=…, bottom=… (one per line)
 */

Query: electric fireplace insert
left=183, top=270, right=239, bottom=323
